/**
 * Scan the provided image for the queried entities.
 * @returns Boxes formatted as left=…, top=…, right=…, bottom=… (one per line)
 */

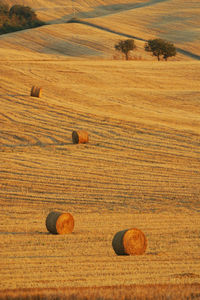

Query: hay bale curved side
left=30, top=86, right=42, bottom=98
left=30, top=86, right=36, bottom=96
left=46, top=211, right=74, bottom=234
left=72, top=130, right=89, bottom=144
left=112, top=229, right=127, bottom=255
left=112, top=228, right=147, bottom=255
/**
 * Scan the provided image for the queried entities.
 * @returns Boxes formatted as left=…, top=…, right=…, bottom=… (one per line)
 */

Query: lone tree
left=145, top=38, right=176, bottom=61
left=115, top=39, right=136, bottom=60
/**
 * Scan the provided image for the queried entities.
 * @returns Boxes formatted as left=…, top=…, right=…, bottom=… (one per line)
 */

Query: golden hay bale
left=72, top=130, right=89, bottom=144
left=46, top=211, right=74, bottom=234
left=112, top=228, right=147, bottom=255
left=30, top=86, right=42, bottom=98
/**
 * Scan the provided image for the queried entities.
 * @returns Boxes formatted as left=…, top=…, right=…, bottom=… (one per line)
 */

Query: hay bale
left=72, top=130, right=89, bottom=144
left=46, top=211, right=74, bottom=234
left=30, top=86, right=42, bottom=98
left=112, top=228, right=147, bottom=255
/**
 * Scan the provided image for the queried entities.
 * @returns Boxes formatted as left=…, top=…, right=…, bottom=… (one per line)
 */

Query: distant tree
left=0, top=2, right=9, bottom=15
left=0, top=3, right=45, bottom=34
left=9, top=5, right=36, bottom=20
left=145, top=38, right=176, bottom=61
left=115, top=39, right=136, bottom=60
left=9, top=5, right=39, bottom=26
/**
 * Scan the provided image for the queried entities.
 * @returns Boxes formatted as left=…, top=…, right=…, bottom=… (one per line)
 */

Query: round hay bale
left=72, top=130, right=89, bottom=144
left=46, top=211, right=74, bottom=234
left=30, top=86, right=42, bottom=98
left=112, top=228, right=147, bottom=255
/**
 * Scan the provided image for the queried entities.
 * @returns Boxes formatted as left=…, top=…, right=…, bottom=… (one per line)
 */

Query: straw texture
left=112, top=228, right=147, bottom=255
left=30, top=86, right=42, bottom=98
left=72, top=130, right=89, bottom=144
left=46, top=211, right=74, bottom=234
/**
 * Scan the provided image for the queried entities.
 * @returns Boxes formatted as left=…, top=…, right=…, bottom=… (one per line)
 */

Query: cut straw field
left=0, top=57, right=199, bottom=297
left=0, top=0, right=200, bottom=298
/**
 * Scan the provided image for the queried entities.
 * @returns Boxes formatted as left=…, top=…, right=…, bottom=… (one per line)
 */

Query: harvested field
left=0, top=58, right=199, bottom=295
left=0, top=0, right=200, bottom=298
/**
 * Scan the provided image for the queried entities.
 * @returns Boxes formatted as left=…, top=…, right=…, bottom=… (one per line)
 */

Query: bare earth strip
left=0, top=284, right=200, bottom=299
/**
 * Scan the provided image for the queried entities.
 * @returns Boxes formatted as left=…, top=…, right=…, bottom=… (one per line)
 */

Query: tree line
left=0, top=2, right=45, bottom=34
left=115, top=38, right=177, bottom=61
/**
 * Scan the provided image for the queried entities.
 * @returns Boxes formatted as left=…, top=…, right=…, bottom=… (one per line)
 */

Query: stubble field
left=0, top=0, right=200, bottom=299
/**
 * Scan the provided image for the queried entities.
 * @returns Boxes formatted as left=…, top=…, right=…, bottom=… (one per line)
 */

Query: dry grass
left=0, top=284, right=200, bottom=299
left=0, top=58, right=200, bottom=292
left=0, top=0, right=200, bottom=298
